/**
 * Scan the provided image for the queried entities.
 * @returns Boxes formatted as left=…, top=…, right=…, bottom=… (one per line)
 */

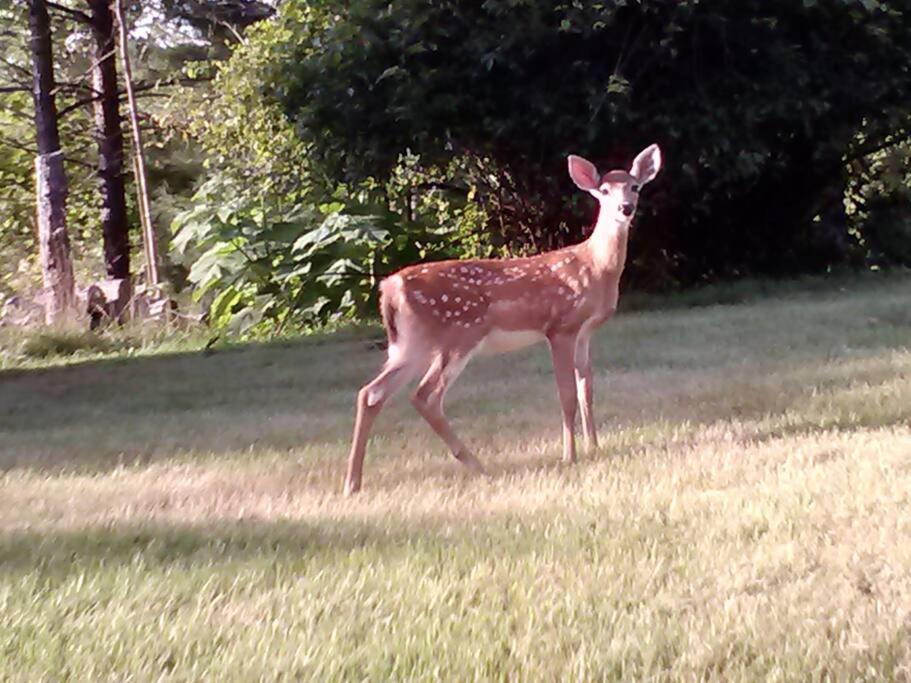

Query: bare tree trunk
left=113, top=0, right=159, bottom=288
left=88, top=0, right=130, bottom=283
left=28, top=0, right=75, bottom=324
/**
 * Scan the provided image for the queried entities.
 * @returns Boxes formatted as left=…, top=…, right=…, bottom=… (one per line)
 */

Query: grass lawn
left=1, top=273, right=910, bottom=680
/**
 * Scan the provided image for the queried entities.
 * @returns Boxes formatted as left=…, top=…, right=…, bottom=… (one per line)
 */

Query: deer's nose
left=621, top=203, right=634, bottom=217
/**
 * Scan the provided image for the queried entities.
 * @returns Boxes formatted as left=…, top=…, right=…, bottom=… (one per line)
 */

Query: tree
left=27, top=0, right=75, bottom=322
left=275, top=0, right=911, bottom=287
left=168, top=4, right=484, bottom=335
left=87, top=0, right=131, bottom=283
left=2, top=0, right=273, bottom=303
left=115, top=0, right=159, bottom=288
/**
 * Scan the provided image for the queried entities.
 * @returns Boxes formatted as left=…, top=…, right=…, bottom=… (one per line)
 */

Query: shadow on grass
left=0, top=515, right=540, bottom=578
left=2, top=271, right=909, bottom=478
left=617, top=268, right=911, bottom=313
left=0, top=516, right=450, bottom=576
left=2, top=342, right=908, bottom=479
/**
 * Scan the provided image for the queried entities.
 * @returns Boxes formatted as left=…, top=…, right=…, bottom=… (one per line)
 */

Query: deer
left=344, top=144, right=662, bottom=495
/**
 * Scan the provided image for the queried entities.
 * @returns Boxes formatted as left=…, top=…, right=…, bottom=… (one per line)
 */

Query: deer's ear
left=631, top=144, right=662, bottom=185
left=568, top=155, right=601, bottom=191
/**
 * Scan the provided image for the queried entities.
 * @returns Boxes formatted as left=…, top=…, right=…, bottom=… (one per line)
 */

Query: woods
left=1, top=0, right=910, bottom=334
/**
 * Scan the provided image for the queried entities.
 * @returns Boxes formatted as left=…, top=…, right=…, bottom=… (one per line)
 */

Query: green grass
left=1, top=272, right=910, bottom=681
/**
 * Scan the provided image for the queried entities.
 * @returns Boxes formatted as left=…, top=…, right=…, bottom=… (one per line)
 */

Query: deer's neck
left=585, top=208, right=630, bottom=274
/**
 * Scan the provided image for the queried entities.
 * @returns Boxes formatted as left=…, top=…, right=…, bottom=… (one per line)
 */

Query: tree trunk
left=113, top=0, right=159, bottom=288
left=88, top=0, right=130, bottom=282
left=28, top=0, right=75, bottom=324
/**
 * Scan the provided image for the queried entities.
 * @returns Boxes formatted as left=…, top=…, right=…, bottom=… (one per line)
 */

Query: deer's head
left=568, top=144, right=662, bottom=223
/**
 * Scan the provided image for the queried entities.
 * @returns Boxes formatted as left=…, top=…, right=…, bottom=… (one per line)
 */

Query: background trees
left=2, top=0, right=910, bottom=335
left=276, top=0, right=911, bottom=288
left=0, top=0, right=269, bottom=311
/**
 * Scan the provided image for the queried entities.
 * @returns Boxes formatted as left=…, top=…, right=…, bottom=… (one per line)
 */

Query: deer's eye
left=631, top=185, right=641, bottom=193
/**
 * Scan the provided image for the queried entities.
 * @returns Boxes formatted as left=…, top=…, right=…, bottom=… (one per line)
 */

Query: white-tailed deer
left=345, top=145, right=662, bottom=494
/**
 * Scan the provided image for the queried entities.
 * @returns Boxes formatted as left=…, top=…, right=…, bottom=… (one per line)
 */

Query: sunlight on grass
left=1, top=273, right=910, bottom=680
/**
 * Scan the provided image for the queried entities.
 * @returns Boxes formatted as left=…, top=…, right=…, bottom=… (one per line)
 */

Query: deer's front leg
left=548, top=333, right=578, bottom=464
left=574, top=332, right=597, bottom=453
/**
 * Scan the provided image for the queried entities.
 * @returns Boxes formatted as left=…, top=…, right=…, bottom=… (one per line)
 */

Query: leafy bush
left=275, top=0, right=911, bottom=287
left=847, top=138, right=911, bottom=266
left=171, top=171, right=474, bottom=335
left=173, top=4, right=492, bottom=336
left=174, top=0, right=911, bottom=336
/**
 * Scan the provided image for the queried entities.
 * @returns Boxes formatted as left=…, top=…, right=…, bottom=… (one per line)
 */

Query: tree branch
left=57, top=75, right=211, bottom=118
left=0, top=134, right=38, bottom=155
left=413, top=181, right=470, bottom=195
left=0, top=56, right=32, bottom=78
left=46, top=1, right=91, bottom=23
left=844, top=128, right=910, bottom=164
left=51, top=81, right=98, bottom=97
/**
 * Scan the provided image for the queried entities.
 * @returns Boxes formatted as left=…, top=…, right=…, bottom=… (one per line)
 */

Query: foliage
left=0, top=92, right=35, bottom=294
left=847, top=137, right=911, bottom=266
left=0, top=0, right=270, bottom=299
left=276, top=0, right=911, bottom=287
left=6, top=0, right=910, bottom=334
left=171, top=6, right=490, bottom=336
left=170, top=170, right=473, bottom=335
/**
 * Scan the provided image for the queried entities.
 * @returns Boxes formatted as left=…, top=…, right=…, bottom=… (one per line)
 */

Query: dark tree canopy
left=277, top=0, right=911, bottom=286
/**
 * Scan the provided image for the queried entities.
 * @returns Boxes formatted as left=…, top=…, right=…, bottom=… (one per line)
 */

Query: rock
left=85, top=278, right=131, bottom=329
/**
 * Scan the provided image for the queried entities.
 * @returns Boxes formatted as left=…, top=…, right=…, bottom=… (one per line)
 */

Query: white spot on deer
left=455, top=297, right=461, bottom=303
left=441, top=294, right=448, bottom=302
left=366, top=387, right=384, bottom=406
left=429, top=298, right=436, bottom=305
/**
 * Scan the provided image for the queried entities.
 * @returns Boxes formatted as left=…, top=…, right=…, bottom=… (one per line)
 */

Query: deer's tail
left=379, top=277, right=399, bottom=345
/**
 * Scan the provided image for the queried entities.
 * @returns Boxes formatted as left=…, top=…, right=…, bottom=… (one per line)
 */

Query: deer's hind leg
left=411, top=350, right=485, bottom=475
left=345, top=357, right=421, bottom=496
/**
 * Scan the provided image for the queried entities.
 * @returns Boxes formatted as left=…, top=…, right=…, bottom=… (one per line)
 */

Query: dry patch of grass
left=1, top=273, right=910, bottom=680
